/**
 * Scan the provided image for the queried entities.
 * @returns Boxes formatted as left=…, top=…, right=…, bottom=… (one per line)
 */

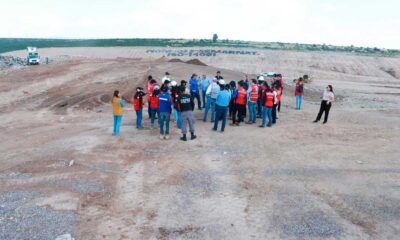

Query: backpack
left=297, top=84, right=304, bottom=92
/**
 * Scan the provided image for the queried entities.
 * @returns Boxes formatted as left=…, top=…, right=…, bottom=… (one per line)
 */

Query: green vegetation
left=1, top=38, right=399, bottom=57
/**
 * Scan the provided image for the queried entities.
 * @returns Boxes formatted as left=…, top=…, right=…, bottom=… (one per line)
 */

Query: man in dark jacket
left=177, top=86, right=197, bottom=141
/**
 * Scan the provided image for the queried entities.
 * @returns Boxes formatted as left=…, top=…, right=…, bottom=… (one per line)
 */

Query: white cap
left=153, top=85, right=160, bottom=90
left=212, top=77, right=218, bottom=82
left=218, top=79, right=225, bottom=85
left=171, top=80, right=177, bottom=86
left=258, top=76, right=265, bottom=81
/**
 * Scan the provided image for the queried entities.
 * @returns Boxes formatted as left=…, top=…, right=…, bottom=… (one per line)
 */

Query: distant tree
left=212, top=34, right=218, bottom=43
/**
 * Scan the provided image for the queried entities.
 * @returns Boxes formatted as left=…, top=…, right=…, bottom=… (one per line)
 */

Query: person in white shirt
left=314, top=85, right=335, bottom=124
left=161, top=72, right=170, bottom=84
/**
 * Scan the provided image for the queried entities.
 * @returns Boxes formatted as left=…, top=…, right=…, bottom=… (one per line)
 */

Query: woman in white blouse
left=313, top=85, right=335, bottom=124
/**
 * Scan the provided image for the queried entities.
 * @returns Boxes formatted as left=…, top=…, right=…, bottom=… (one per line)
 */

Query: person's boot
left=190, top=132, right=197, bottom=140
left=165, top=134, right=170, bottom=139
left=323, top=120, right=327, bottom=124
left=180, top=134, right=187, bottom=141
left=159, top=134, right=164, bottom=140
left=236, top=122, right=240, bottom=126
left=313, top=120, right=319, bottom=123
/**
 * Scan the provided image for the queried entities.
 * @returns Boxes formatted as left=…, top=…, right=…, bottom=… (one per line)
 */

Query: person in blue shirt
left=189, top=73, right=202, bottom=110
left=213, top=84, right=232, bottom=132
left=200, top=74, right=210, bottom=109
left=158, top=85, right=172, bottom=140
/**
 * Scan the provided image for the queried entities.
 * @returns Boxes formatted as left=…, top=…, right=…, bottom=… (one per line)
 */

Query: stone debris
left=55, top=233, right=75, bottom=240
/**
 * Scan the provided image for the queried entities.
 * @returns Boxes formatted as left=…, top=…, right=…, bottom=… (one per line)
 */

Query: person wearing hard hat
left=149, top=85, right=160, bottom=129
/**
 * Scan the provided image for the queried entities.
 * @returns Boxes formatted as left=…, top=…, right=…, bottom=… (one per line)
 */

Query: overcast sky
left=1, top=0, right=399, bottom=49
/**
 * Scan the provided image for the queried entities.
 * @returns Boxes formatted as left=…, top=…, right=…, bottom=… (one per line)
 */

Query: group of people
left=111, top=71, right=335, bottom=139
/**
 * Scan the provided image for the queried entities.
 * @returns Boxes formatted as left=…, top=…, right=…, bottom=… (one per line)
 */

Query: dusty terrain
left=1, top=48, right=400, bottom=240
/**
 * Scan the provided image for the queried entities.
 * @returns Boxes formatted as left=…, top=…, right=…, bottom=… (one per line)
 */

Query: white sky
left=0, top=0, right=399, bottom=49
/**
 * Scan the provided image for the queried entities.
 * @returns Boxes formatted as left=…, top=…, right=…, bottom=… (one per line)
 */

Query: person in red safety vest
left=246, top=79, right=259, bottom=124
left=149, top=85, right=160, bottom=129
left=295, top=77, right=304, bottom=110
left=231, top=80, right=247, bottom=126
left=147, top=77, right=157, bottom=118
left=271, top=85, right=279, bottom=124
left=259, top=83, right=275, bottom=128
left=133, top=87, right=146, bottom=129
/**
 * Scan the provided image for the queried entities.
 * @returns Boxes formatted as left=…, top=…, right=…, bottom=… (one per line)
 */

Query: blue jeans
left=150, top=108, right=159, bottom=127
left=203, top=96, right=216, bottom=121
left=248, top=101, right=257, bottom=122
left=213, top=105, right=228, bottom=132
left=201, top=90, right=207, bottom=108
left=261, top=106, right=272, bottom=127
left=158, top=112, right=170, bottom=135
left=113, top=115, right=123, bottom=135
left=296, top=94, right=303, bottom=109
left=136, top=109, right=143, bottom=128
left=191, top=91, right=201, bottom=109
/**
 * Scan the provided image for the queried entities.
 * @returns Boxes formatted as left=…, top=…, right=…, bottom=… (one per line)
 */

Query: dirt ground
left=1, top=49, right=400, bottom=240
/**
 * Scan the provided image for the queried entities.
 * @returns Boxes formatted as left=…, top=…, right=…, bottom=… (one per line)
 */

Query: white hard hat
left=258, top=76, right=265, bottom=81
left=171, top=80, right=177, bottom=86
left=218, top=79, right=225, bottom=85
left=153, top=85, right=160, bottom=90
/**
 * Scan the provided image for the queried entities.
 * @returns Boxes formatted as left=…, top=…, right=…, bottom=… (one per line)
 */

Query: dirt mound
left=168, top=58, right=185, bottom=63
left=185, top=58, right=207, bottom=66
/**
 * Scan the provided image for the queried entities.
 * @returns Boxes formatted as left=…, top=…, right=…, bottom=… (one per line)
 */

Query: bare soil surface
left=1, top=50, right=400, bottom=240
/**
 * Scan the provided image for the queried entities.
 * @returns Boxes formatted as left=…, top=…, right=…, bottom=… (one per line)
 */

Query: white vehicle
left=260, top=72, right=276, bottom=78
left=27, top=47, right=40, bottom=65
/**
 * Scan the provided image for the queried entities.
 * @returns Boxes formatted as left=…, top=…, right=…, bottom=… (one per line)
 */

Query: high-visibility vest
left=147, top=82, right=154, bottom=98
left=112, top=97, right=124, bottom=115
left=276, top=89, right=282, bottom=103
left=236, top=87, right=247, bottom=105
left=150, top=95, right=159, bottom=109
left=265, top=92, right=274, bottom=107
left=133, top=96, right=144, bottom=111
left=249, top=85, right=259, bottom=102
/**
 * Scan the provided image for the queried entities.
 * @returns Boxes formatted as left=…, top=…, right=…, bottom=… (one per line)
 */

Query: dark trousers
left=316, top=100, right=332, bottom=122
left=191, top=91, right=201, bottom=109
left=278, top=89, right=283, bottom=112
left=229, top=100, right=234, bottom=118
left=147, top=101, right=151, bottom=118
left=232, top=104, right=246, bottom=124
left=213, top=105, right=228, bottom=132
left=272, top=104, right=277, bottom=124
left=257, top=99, right=262, bottom=117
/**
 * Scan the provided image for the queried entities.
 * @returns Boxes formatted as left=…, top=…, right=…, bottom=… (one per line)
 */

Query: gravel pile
left=272, top=191, right=343, bottom=238
left=0, top=55, right=28, bottom=70
left=0, top=191, right=77, bottom=240
left=46, top=178, right=110, bottom=194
